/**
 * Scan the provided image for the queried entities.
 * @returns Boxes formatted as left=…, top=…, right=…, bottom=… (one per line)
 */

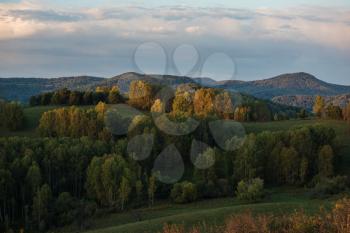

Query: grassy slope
left=68, top=188, right=333, bottom=233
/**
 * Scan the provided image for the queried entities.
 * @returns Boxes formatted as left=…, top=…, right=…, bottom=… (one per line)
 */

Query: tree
left=29, top=95, right=40, bottom=106
left=251, top=101, right=272, bottom=122
left=32, top=184, right=52, bottom=231
left=0, top=169, right=14, bottom=225
left=54, top=192, right=75, bottom=226
left=236, top=178, right=264, bottom=202
left=41, top=93, right=52, bottom=105
left=214, top=91, right=234, bottom=119
left=135, top=180, right=144, bottom=203
left=108, top=86, right=122, bottom=104
left=26, top=162, right=42, bottom=196
left=326, top=103, right=342, bottom=120
left=318, top=145, right=334, bottom=177
left=68, top=91, right=82, bottom=105
left=86, top=157, right=103, bottom=203
left=101, top=156, right=119, bottom=206
left=298, top=108, right=307, bottom=119
left=172, top=91, right=194, bottom=116
left=148, top=175, right=157, bottom=207
left=83, top=91, right=93, bottom=105
left=50, top=92, right=61, bottom=105
left=234, top=106, right=251, bottom=122
left=119, top=177, right=131, bottom=210
left=2, top=102, right=24, bottom=131
left=95, top=101, right=108, bottom=119
left=151, top=99, right=164, bottom=113
left=344, top=102, right=350, bottom=133
left=234, top=134, right=259, bottom=181
left=170, top=181, right=197, bottom=204
left=344, top=103, right=350, bottom=120
left=313, top=95, right=325, bottom=117
left=128, top=80, right=154, bottom=110
left=299, top=157, right=309, bottom=184
left=280, top=147, right=300, bottom=184
left=193, top=88, right=215, bottom=117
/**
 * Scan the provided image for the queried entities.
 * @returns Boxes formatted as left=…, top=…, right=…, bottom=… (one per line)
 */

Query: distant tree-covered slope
left=2, top=72, right=350, bottom=104
left=210, top=72, right=350, bottom=99
left=0, top=76, right=105, bottom=103
left=272, top=94, right=350, bottom=110
left=86, top=72, right=196, bottom=93
left=0, top=73, right=196, bottom=103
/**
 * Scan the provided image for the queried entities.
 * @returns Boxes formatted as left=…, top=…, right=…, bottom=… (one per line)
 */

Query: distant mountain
left=192, top=77, right=218, bottom=87
left=87, top=72, right=196, bottom=93
left=272, top=94, right=350, bottom=110
left=0, top=76, right=104, bottom=103
left=213, top=72, right=350, bottom=99
left=1, top=72, right=350, bottom=105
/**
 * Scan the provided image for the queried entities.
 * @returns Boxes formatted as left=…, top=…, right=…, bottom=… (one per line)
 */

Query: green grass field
left=1, top=107, right=349, bottom=233
left=59, top=188, right=335, bottom=233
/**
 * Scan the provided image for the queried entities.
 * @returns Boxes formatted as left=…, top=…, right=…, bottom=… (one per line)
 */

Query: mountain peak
left=252, top=72, right=330, bottom=90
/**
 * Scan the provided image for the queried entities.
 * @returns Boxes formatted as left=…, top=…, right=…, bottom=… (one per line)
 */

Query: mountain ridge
left=1, top=72, right=350, bottom=104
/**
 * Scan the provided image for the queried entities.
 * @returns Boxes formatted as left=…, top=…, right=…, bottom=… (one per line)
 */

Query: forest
left=0, top=80, right=349, bottom=233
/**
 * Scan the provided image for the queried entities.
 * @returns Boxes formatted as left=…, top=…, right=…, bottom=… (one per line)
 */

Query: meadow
left=59, top=188, right=335, bottom=233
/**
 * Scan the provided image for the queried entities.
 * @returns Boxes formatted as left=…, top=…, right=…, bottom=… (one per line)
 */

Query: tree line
left=313, top=95, right=349, bottom=120
left=29, top=86, right=123, bottom=106
left=38, top=102, right=111, bottom=141
left=129, top=81, right=277, bottom=121
left=32, top=80, right=303, bottom=122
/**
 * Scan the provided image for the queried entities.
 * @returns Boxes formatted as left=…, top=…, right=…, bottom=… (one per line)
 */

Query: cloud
left=0, top=3, right=349, bottom=48
left=0, top=2, right=349, bottom=84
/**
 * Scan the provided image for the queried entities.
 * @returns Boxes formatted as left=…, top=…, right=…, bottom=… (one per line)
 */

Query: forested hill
left=0, top=73, right=195, bottom=103
left=208, top=72, right=350, bottom=99
left=0, top=76, right=104, bottom=103
left=272, top=93, right=350, bottom=110
left=1, top=72, right=350, bottom=103
left=86, top=72, right=196, bottom=93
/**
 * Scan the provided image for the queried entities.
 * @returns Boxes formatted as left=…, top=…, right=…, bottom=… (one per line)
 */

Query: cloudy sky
left=0, top=0, right=350, bottom=84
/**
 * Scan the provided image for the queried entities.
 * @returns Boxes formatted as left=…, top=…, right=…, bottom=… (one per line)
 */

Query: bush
left=312, top=176, right=348, bottom=198
left=170, top=181, right=197, bottom=204
left=236, top=178, right=264, bottom=202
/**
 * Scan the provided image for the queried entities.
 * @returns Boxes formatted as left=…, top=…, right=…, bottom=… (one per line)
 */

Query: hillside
left=87, top=72, right=196, bottom=93
left=272, top=94, right=350, bottom=110
left=0, top=76, right=104, bottom=103
left=213, top=72, right=350, bottom=99
left=0, top=73, right=196, bottom=103
left=1, top=72, right=350, bottom=104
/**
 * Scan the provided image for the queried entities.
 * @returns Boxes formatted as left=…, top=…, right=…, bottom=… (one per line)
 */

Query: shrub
left=170, top=181, right=197, bottom=204
left=312, top=176, right=348, bottom=198
left=236, top=178, right=264, bottom=202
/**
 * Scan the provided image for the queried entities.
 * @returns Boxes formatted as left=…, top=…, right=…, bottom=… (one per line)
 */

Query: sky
left=0, top=0, right=350, bottom=84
